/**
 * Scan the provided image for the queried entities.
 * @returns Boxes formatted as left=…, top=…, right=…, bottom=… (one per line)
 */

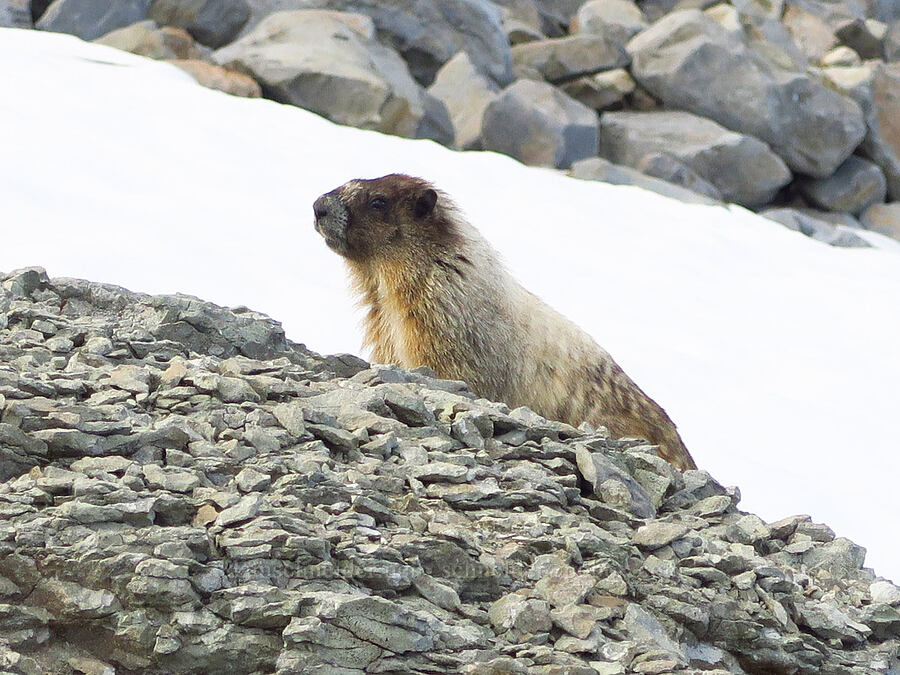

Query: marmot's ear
left=413, top=188, right=437, bottom=220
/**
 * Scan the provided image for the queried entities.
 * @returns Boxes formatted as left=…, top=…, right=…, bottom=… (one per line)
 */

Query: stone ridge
left=0, top=267, right=897, bottom=675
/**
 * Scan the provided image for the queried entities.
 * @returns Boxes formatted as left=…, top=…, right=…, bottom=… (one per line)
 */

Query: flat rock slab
left=511, top=33, right=630, bottom=83
left=599, top=110, right=791, bottom=207
left=214, top=10, right=428, bottom=138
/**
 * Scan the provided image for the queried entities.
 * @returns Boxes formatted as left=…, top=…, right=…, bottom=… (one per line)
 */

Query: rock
left=733, top=0, right=784, bottom=20
left=167, top=59, right=262, bottom=97
left=96, top=20, right=206, bottom=61
left=560, top=68, right=635, bottom=111
left=762, top=207, right=871, bottom=247
left=37, top=0, right=151, bottom=41
left=0, top=268, right=897, bottom=674
left=241, top=0, right=513, bottom=87
left=0, top=0, right=31, bottom=28
left=633, top=151, right=726, bottom=202
left=821, top=45, right=863, bottom=66
left=571, top=0, right=648, bottom=45
left=835, top=17, right=888, bottom=60
left=633, top=521, right=689, bottom=549
left=534, top=0, right=587, bottom=32
left=574, top=443, right=655, bottom=518
left=481, top=79, right=599, bottom=169
left=783, top=4, right=839, bottom=62
left=599, top=110, right=791, bottom=207
left=149, top=0, right=250, bottom=48
left=628, top=9, right=866, bottom=177
left=428, top=51, right=499, bottom=150
left=488, top=591, right=553, bottom=635
left=534, top=566, right=597, bottom=608
left=214, top=10, right=430, bottom=138
left=570, top=156, right=722, bottom=205
left=510, top=34, right=630, bottom=83
left=860, top=202, right=900, bottom=241
left=797, top=155, right=886, bottom=213
left=886, top=20, right=900, bottom=61
left=859, top=62, right=900, bottom=200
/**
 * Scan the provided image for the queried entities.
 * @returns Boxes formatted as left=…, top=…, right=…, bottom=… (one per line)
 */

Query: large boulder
left=481, top=79, right=599, bottom=169
left=428, top=51, right=499, bottom=151
left=598, top=111, right=792, bottom=207
left=148, top=0, right=250, bottom=48
left=797, top=155, right=887, bottom=213
left=511, top=34, right=630, bottom=83
left=214, top=10, right=430, bottom=138
left=238, top=0, right=513, bottom=87
left=0, top=0, right=31, bottom=28
left=627, top=9, right=866, bottom=177
left=36, top=0, right=151, bottom=40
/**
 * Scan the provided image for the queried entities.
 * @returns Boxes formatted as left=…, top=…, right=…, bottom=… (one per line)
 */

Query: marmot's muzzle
left=313, top=192, right=349, bottom=255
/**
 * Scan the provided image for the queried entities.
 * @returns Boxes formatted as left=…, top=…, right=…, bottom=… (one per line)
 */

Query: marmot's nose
left=313, top=196, right=328, bottom=220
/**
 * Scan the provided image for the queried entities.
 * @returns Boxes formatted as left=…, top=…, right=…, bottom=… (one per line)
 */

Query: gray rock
left=886, top=20, right=900, bottom=61
left=762, top=207, right=872, bottom=247
left=481, top=79, right=599, bottom=169
left=0, top=0, right=31, bottom=28
left=214, top=10, right=429, bottom=139
left=570, top=156, right=722, bottom=206
left=574, top=443, right=655, bottom=518
left=149, top=0, right=250, bottom=48
left=572, top=0, right=648, bottom=45
left=428, top=51, right=499, bottom=151
left=783, top=4, right=839, bottom=62
left=628, top=9, right=866, bottom=177
left=835, top=17, right=888, bottom=59
left=733, top=0, right=785, bottom=20
left=37, top=0, right=151, bottom=40
left=1, top=268, right=897, bottom=675
left=416, top=93, right=455, bottom=146
left=870, top=580, right=900, bottom=605
left=860, top=201, right=900, bottom=241
left=797, top=154, right=887, bottom=212
left=488, top=591, right=552, bottom=634
left=511, top=34, right=630, bottom=83
left=240, top=0, right=513, bottom=87
left=633, top=151, right=727, bottom=202
left=633, top=521, right=690, bottom=549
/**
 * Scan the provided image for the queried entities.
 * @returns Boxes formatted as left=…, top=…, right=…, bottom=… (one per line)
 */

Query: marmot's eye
left=368, top=197, right=387, bottom=210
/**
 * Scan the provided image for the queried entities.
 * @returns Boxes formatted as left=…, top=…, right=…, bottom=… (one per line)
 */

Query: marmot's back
left=313, top=174, right=697, bottom=471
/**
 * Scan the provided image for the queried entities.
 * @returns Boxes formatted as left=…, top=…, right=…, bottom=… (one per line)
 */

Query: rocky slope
left=0, top=266, right=898, bottom=675
left=4, top=0, right=900, bottom=247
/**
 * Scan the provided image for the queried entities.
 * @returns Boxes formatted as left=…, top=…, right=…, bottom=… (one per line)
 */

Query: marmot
left=313, top=174, right=697, bottom=471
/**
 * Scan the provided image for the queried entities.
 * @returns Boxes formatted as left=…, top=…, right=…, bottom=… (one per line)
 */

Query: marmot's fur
left=313, top=174, right=697, bottom=471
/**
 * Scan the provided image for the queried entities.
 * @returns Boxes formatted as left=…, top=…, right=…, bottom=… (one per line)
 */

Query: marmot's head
left=314, top=174, right=455, bottom=262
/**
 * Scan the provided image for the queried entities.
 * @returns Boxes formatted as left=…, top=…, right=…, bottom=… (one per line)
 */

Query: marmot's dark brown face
left=313, top=174, right=442, bottom=261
